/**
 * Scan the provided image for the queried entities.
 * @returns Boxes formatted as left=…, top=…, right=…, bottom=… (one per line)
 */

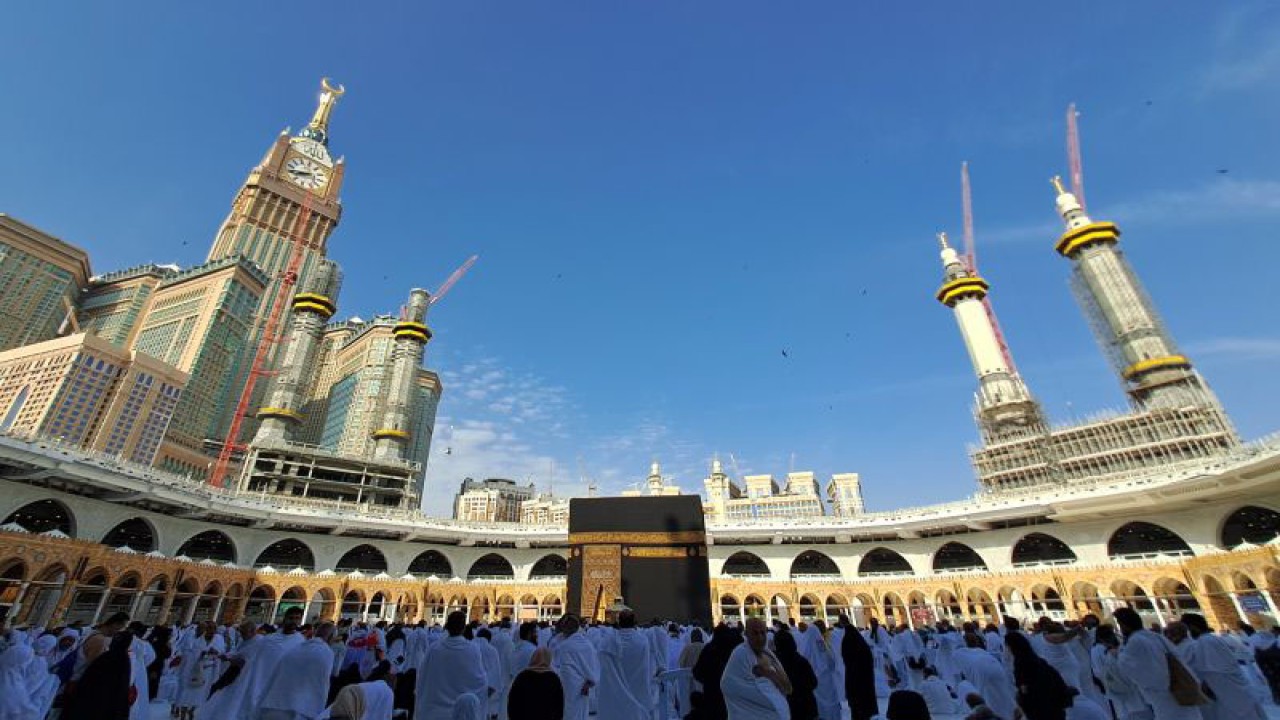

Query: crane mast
left=961, top=162, right=1016, bottom=372
left=1067, top=102, right=1086, bottom=210
left=210, top=192, right=317, bottom=488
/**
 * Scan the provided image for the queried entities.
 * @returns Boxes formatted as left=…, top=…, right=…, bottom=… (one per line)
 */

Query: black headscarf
left=841, top=624, right=879, bottom=720
left=64, top=631, right=133, bottom=720
left=886, top=689, right=932, bottom=720
left=692, top=623, right=743, bottom=720
left=774, top=630, right=819, bottom=720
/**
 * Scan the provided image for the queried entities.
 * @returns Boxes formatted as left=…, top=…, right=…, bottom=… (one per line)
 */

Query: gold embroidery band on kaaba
left=623, top=546, right=695, bottom=559
left=568, top=531, right=706, bottom=546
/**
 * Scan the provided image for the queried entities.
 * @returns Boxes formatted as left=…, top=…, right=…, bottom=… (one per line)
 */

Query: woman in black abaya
left=63, top=630, right=134, bottom=720
left=840, top=615, right=879, bottom=720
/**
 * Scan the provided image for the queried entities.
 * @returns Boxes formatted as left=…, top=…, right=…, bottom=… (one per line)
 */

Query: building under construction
left=942, top=113, right=1237, bottom=491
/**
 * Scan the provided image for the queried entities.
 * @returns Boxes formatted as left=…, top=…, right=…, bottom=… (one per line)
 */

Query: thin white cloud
left=1186, top=337, right=1280, bottom=363
left=979, top=178, right=1280, bottom=246
left=1199, top=6, right=1280, bottom=93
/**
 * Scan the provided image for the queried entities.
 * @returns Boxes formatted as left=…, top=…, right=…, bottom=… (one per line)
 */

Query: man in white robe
left=1180, top=614, right=1267, bottom=720
left=198, top=621, right=260, bottom=720
left=255, top=622, right=336, bottom=720
left=415, top=611, right=488, bottom=720
left=176, top=621, right=226, bottom=720
left=551, top=614, right=599, bottom=720
left=596, top=613, right=653, bottom=720
left=475, top=628, right=504, bottom=719
left=953, top=633, right=1016, bottom=720
left=127, top=624, right=156, bottom=720
left=231, top=608, right=308, bottom=720
left=721, top=617, right=791, bottom=719
left=1114, top=607, right=1204, bottom=720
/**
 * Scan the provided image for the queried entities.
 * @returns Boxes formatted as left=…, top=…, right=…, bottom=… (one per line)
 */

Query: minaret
left=252, top=259, right=341, bottom=444
left=646, top=461, right=664, bottom=494
left=1050, top=177, right=1212, bottom=409
left=371, top=289, right=431, bottom=463
left=935, top=232, right=1046, bottom=440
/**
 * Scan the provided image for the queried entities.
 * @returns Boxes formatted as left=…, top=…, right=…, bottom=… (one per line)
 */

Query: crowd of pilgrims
left=3, top=605, right=1280, bottom=720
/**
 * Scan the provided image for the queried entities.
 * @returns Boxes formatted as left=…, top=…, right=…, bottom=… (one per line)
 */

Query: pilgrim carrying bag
left=1167, top=650, right=1209, bottom=706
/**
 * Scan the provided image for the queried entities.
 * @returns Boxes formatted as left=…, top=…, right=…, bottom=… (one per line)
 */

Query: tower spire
left=299, top=77, right=345, bottom=146
left=1050, top=177, right=1220, bottom=411
left=934, top=230, right=1045, bottom=442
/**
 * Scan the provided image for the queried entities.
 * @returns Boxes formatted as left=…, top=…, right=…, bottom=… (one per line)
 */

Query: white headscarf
left=451, top=692, right=484, bottom=720
left=0, top=644, right=39, bottom=718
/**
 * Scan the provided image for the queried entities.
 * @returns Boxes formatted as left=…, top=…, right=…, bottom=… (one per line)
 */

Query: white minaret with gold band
left=935, top=233, right=1045, bottom=440
left=253, top=259, right=342, bottom=444
left=372, top=288, right=431, bottom=463
left=1050, top=178, right=1212, bottom=410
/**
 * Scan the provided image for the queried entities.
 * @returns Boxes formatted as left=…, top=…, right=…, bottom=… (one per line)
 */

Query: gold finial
left=1050, top=176, right=1067, bottom=195
left=937, top=232, right=950, bottom=250
left=305, top=77, right=345, bottom=141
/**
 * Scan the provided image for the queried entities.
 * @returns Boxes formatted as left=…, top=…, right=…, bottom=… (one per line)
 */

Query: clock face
left=291, top=138, right=333, bottom=166
left=285, top=157, right=329, bottom=190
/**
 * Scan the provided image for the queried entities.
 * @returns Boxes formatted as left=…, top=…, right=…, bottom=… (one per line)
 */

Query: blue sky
left=2, top=2, right=1278, bottom=516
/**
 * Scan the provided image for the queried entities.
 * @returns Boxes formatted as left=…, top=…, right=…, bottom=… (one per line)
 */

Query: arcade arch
left=176, top=530, right=237, bottom=564
left=858, top=548, right=913, bottom=576
left=408, top=550, right=453, bottom=578
left=1107, top=522, right=1193, bottom=559
left=1221, top=505, right=1280, bottom=548
left=791, top=550, right=840, bottom=579
left=1011, top=532, right=1078, bottom=566
left=932, top=542, right=988, bottom=572
left=469, top=554, right=515, bottom=580
left=101, top=518, right=157, bottom=553
left=529, top=554, right=567, bottom=579
left=722, top=551, right=770, bottom=577
left=336, top=545, right=388, bottom=574
left=2, top=499, right=75, bottom=536
left=255, top=539, right=316, bottom=571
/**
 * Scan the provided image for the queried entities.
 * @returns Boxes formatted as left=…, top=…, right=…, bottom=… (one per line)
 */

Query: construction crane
left=1066, top=102, right=1086, bottom=210
left=430, top=255, right=478, bottom=306
left=961, top=162, right=1017, bottom=372
left=210, top=192, right=317, bottom=488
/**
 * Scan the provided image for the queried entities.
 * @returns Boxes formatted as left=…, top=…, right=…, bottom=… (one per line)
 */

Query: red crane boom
left=429, top=254, right=478, bottom=306
left=961, top=162, right=1017, bottom=372
left=1067, top=102, right=1086, bottom=210
left=210, top=193, right=316, bottom=488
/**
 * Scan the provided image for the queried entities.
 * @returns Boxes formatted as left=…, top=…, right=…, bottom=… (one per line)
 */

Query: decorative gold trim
left=569, top=531, right=706, bottom=546
left=624, top=546, right=693, bottom=559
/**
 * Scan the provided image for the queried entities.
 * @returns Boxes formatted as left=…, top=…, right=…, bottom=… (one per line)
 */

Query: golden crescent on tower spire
left=1050, top=176, right=1067, bottom=195
left=302, top=77, right=345, bottom=146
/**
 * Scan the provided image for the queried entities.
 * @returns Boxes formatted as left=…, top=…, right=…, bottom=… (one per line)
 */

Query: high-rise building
left=206, top=80, right=346, bottom=324
left=0, top=333, right=187, bottom=465
left=296, top=319, right=363, bottom=444
left=0, top=215, right=91, bottom=352
left=310, top=315, right=441, bottom=496
left=453, top=478, right=536, bottom=522
left=701, top=467, right=834, bottom=522
left=519, top=494, right=570, bottom=525
left=132, top=257, right=268, bottom=477
left=826, top=473, right=864, bottom=516
left=78, top=264, right=179, bottom=348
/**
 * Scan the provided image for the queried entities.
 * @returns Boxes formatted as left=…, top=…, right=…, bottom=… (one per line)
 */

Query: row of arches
left=714, top=574, right=1224, bottom=628
left=1, top=501, right=568, bottom=579
left=719, top=521, right=1214, bottom=580
left=9, top=500, right=1280, bottom=582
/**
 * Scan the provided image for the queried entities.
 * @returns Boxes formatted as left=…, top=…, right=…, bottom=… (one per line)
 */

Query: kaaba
left=567, top=495, right=712, bottom=627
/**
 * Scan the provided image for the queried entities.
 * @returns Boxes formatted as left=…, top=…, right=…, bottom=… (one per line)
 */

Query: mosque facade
left=2, top=81, right=1280, bottom=635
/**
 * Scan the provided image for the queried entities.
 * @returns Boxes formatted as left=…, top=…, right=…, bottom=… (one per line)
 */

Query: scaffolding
left=237, top=438, right=419, bottom=508
left=972, top=404, right=1238, bottom=490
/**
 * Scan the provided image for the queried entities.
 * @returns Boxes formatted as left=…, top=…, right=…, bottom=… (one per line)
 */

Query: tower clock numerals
left=285, top=157, right=329, bottom=190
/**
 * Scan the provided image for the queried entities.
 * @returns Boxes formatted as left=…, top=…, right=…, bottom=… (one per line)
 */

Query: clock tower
left=207, top=78, right=347, bottom=303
